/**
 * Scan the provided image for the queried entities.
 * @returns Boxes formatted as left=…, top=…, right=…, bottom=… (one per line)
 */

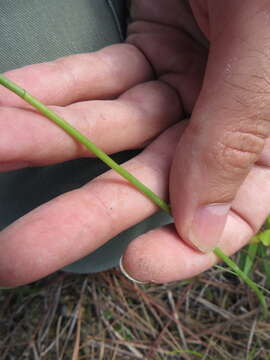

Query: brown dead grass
left=0, top=263, right=269, bottom=360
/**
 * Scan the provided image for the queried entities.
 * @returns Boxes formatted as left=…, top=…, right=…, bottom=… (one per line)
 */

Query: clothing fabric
left=0, top=0, right=172, bottom=273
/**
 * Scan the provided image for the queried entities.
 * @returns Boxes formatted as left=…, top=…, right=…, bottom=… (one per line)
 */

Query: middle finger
left=0, top=80, right=182, bottom=171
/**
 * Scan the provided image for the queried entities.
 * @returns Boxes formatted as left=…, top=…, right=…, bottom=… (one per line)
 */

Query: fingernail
left=189, top=203, right=231, bottom=253
left=119, top=256, right=148, bottom=285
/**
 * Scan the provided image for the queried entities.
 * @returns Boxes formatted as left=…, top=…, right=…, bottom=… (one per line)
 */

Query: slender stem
left=0, top=74, right=170, bottom=213
left=0, top=74, right=267, bottom=318
left=214, top=247, right=268, bottom=318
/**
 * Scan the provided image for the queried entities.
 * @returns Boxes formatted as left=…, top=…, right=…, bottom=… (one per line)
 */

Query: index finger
left=0, top=44, right=152, bottom=107
left=0, top=122, right=185, bottom=287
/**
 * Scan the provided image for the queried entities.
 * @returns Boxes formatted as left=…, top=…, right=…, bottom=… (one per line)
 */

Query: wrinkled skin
left=1, top=0, right=270, bottom=286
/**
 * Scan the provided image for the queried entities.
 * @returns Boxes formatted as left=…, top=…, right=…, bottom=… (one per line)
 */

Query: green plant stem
left=0, top=74, right=170, bottom=214
left=214, top=247, right=267, bottom=318
left=0, top=74, right=267, bottom=318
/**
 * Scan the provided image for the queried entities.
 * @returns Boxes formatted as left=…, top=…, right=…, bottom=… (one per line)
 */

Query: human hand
left=121, top=0, right=270, bottom=283
left=0, top=0, right=268, bottom=287
left=0, top=0, right=193, bottom=286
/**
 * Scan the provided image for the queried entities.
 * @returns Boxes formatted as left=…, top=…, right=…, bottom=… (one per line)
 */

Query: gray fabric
left=0, top=0, right=172, bottom=274
left=0, top=0, right=125, bottom=71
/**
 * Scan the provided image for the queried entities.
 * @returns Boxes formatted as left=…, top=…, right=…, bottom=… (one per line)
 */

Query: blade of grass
left=264, top=215, right=270, bottom=229
left=214, top=248, right=268, bottom=318
left=169, top=349, right=206, bottom=359
left=0, top=74, right=267, bottom=318
left=257, top=245, right=270, bottom=287
left=215, top=264, right=270, bottom=296
left=244, top=243, right=258, bottom=276
left=256, top=229, right=270, bottom=247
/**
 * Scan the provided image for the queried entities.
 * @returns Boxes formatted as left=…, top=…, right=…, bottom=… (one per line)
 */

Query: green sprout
left=0, top=74, right=268, bottom=318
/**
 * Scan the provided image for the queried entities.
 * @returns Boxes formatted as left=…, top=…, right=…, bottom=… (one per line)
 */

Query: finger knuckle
left=212, top=130, right=265, bottom=174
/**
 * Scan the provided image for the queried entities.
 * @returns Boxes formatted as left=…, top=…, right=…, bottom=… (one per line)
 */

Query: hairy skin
left=0, top=1, right=270, bottom=286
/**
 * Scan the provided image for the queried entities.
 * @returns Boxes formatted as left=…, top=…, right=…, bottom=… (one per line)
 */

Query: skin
left=1, top=0, right=270, bottom=286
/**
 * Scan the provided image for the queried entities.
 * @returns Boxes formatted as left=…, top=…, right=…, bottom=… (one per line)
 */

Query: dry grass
left=0, top=257, right=270, bottom=360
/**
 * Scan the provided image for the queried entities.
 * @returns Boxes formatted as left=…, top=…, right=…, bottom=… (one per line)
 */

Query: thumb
left=170, top=1, right=270, bottom=252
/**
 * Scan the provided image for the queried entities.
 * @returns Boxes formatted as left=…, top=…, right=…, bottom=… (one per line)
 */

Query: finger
left=121, top=219, right=249, bottom=284
left=0, top=80, right=182, bottom=171
left=0, top=44, right=152, bottom=107
left=128, top=5, right=208, bottom=114
left=170, top=1, right=270, bottom=252
left=121, top=152, right=270, bottom=283
left=131, top=0, right=207, bottom=45
left=0, top=122, right=186, bottom=287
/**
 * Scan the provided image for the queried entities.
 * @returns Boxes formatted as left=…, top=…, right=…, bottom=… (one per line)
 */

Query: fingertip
left=122, top=225, right=202, bottom=284
left=121, top=212, right=251, bottom=285
left=119, top=256, right=149, bottom=285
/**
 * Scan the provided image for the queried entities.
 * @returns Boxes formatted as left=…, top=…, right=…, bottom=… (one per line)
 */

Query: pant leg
left=0, top=0, right=172, bottom=274
left=0, top=0, right=126, bottom=70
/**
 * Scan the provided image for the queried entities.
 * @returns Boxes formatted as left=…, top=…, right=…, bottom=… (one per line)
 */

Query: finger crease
left=230, top=207, right=257, bottom=235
